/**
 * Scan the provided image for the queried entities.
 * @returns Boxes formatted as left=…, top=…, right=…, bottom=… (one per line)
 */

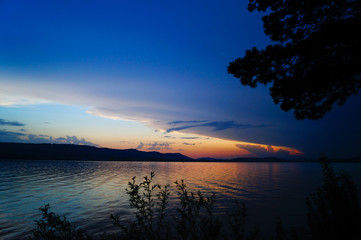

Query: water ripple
left=1, top=160, right=361, bottom=239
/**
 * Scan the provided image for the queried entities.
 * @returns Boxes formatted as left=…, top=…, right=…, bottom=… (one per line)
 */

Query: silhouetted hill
left=0, top=142, right=192, bottom=161
left=1, top=142, right=360, bottom=162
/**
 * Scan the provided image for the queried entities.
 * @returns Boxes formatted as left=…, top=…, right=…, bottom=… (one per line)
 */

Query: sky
left=0, top=0, right=360, bottom=159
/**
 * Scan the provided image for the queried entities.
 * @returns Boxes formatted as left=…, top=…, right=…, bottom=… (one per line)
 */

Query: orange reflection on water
left=134, top=162, right=296, bottom=201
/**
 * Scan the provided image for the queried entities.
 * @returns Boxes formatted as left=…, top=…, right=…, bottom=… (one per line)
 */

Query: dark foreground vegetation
left=29, top=157, right=361, bottom=240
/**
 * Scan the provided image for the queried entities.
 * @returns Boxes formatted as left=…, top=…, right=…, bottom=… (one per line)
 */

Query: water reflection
left=1, top=160, right=361, bottom=239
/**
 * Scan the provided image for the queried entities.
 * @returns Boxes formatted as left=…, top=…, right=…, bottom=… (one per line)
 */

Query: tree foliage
left=228, top=0, right=361, bottom=119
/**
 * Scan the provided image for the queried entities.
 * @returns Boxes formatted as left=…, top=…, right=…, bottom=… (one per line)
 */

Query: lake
left=1, top=160, right=361, bottom=239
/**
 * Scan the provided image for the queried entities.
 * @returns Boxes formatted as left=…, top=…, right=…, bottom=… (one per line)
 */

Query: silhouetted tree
left=228, top=0, right=361, bottom=119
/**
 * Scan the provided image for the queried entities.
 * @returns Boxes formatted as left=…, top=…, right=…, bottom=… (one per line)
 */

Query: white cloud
left=0, top=93, right=49, bottom=106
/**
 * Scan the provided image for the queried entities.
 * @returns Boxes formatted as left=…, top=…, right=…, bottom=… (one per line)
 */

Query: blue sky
left=1, top=0, right=360, bottom=159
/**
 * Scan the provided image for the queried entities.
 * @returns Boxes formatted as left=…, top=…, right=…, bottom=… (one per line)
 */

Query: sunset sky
left=1, top=0, right=360, bottom=159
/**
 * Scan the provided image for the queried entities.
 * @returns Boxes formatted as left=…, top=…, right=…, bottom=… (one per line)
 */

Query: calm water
left=1, top=160, right=361, bottom=239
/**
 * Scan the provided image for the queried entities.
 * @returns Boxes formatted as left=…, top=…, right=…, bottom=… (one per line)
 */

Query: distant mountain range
left=0, top=142, right=192, bottom=161
left=1, top=142, right=360, bottom=162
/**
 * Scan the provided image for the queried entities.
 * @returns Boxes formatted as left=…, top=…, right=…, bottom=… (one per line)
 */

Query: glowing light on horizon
left=96, top=132, right=303, bottom=159
left=0, top=100, right=303, bottom=159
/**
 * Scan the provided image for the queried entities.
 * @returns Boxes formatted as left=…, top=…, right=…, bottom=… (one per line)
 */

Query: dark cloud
left=136, top=142, right=144, bottom=149
left=183, top=142, right=196, bottom=146
left=19, top=128, right=27, bottom=132
left=27, top=134, right=53, bottom=144
left=236, top=144, right=292, bottom=158
left=136, top=141, right=173, bottom=151
left=44, top=122, right=50, bottom=124
left=146, top=142, right=173, bottom=151
left=180, top=137, right=199, bottom=139
left=163, top=135, right=176, bottom=139
left=168, top=120, right=209, bottom=125
left=166, top=121, right=270, bottom=133
left=0, top=119, right=25, bottom=126
left=39, top=134, right=49, bottom=137
left=0, top=130, right=26, bottom=142
left=0, top=130, right=98, bottom=146
left=54, top=136, right=98, bottom=146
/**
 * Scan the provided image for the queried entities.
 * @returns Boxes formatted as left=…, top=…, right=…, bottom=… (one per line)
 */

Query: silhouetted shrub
left=306, top=157, right=361, bottom=240
left=110, top=172, right=170, bottom=240
left=272, top=218, right=308, bottom=240
left=227, top=201, right=259, bottom=240
left=109, top=171, right=256, bottom=240
left=172, top=179, right=221, bottom=240
left=30, top=204, right=91, bottom=240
